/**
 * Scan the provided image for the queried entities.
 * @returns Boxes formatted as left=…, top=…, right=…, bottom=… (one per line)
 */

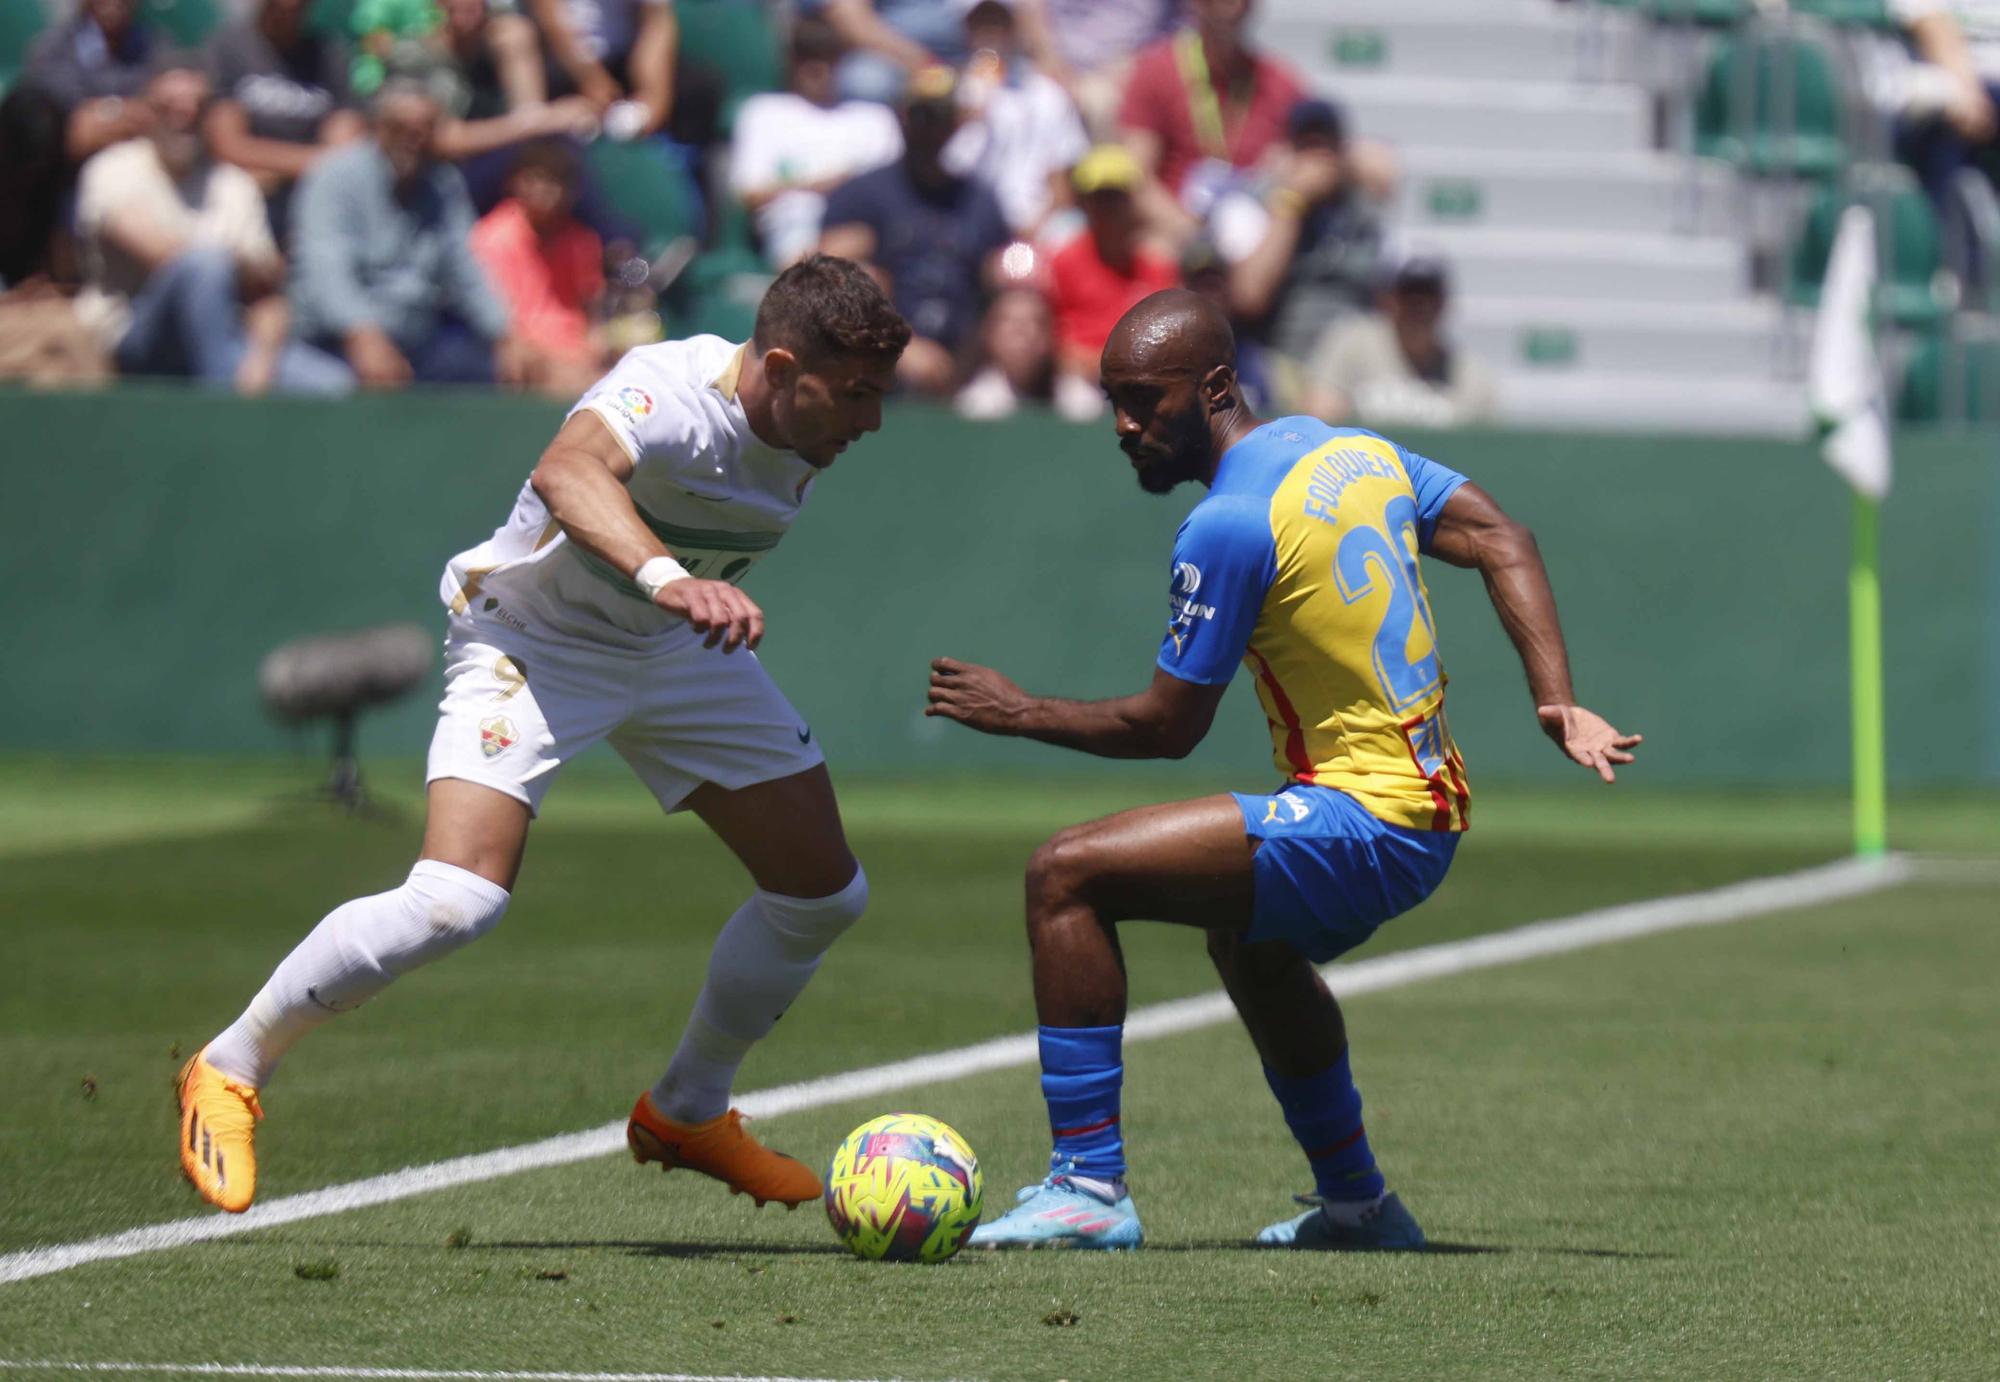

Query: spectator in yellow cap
left=1045, top=143, right=1178, bottom=420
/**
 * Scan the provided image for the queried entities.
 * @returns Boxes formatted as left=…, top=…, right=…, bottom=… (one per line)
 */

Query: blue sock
left=1038, top=1024, right=1127, bottom=1182
left=1263, top=1049, right=1385, bottom=1203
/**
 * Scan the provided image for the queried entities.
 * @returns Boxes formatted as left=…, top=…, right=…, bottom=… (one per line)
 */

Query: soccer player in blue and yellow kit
left=927, top=290, right=1641, bottom=1250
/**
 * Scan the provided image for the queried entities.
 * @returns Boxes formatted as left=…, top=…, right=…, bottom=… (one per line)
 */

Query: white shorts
left=425, top=614, right=825, bottom=817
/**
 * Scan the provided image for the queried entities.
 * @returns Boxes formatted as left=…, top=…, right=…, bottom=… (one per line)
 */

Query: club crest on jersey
left=478, top=715, right=518, bottom=758
left=614, top=386, right=654, bottom=420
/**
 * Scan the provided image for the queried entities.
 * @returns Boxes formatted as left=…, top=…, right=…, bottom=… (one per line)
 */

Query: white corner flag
left=1807, top=204, right=1893, bottom=500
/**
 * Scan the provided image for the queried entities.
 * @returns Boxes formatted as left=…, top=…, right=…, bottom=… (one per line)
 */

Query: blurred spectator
left=1177, top=232, right=1268, bottom=409
left=1298, top=257, right=1496, bottom=429
left=730, top=16, right=903, bottom=267
left=0, top=86, right=106, bottom=386
left=1210, top=99, right=1383, bottom=388
left=524, top=0, right=718, bottom=147
left=72, top=59, right=350, bottom=394
left=1881, top=3, right=2000, bottom=215
left=1045, top=144, right=1177, bottom=419
left=950, top=0, right=1089, bottom=238
left=816, top=0, right=969, bottom=105
left=344, top=2, right=598, bottom=161
left=819, top=67, right=1013, bottom=395
left=471, top=139, right=611, bottom=398
left=955, top=285, right=1055, bottom=418
left=1007, top=0, right=1181, bottom=136
left=1116, top=0, right=1302, bottom=237
left=23, top=0, right=160, bottom=162
left=442, top=0, right=555, bottom=119
left=0, top=86, right=75, bottom=286
left=291, top=80, right=526, bottom=389
left=204, top=0, right=366, bottom=239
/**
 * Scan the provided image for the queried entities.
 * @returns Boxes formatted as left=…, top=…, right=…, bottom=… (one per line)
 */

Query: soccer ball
left=824, top=1113, right=984, bottom=1263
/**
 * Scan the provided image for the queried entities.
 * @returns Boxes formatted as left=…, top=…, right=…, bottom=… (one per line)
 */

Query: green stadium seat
left=667, top=245, right=770, bottom=341
left=0, top=0, right=45, bottom=94
left=1695, top=28, right=1849, bottom=179
left=1787, top=164, right=1952, bottom=326
left=585, top=139, right=702, bottom=257
left=675, top=0, right=780, bottom=135
left=1896, top=327, right=2000, bottom=424
left=141, top=0, right=224, bottom=48
left=1789, top=0, right=1897, bottom=31
left=1595, top=0, right=1754, bottom=25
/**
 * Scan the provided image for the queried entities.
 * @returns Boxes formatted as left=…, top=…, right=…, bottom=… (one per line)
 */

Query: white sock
left=205, top=860, right=510, bottom=1088
left=1317, top=1193, right=1387, bottom=1226
left=1065, top=1174, right=1127, bottom=1204
left=652, top=866, right=868, bottom=1123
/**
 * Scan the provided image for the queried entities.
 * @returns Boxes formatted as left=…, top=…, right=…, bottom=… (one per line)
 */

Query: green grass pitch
left=1, top=757, right=1996, bottom=1379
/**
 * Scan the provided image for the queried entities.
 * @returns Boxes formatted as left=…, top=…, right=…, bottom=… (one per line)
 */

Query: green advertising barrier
left=2, top=385, right=1994, bottom=787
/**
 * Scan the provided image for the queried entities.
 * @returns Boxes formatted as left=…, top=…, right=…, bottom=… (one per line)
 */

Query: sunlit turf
left=1, top=757, right=1995, bottom=1378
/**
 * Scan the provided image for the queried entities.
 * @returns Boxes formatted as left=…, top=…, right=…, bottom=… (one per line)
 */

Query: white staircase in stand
left=1255, top=0, right=1810, bottom=437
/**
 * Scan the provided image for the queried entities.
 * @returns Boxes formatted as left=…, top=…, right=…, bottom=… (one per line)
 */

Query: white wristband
left=634, top=556, right=692, bottom=600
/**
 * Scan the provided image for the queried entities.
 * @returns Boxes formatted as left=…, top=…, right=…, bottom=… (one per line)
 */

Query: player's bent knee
left=758, top=863, right=868, bottom=958
left=1025, top=827, right=1110, bottom=924
left=399, top=860, right=512, bottom=953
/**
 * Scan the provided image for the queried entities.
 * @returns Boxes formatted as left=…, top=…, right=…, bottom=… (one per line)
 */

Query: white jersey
left=441, top=336, right=819, bottom=650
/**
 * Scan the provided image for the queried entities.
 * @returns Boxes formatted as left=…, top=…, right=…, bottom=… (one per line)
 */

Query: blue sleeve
left=1155, top=497, right=1277, bottom=686
left=1395, top=443, right=1469, bottom=551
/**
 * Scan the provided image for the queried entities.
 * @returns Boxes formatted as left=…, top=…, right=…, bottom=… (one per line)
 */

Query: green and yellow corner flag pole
left=1809, top=204, right=1893, bottom=859
left=1849, top=491, right=1887, bottom=857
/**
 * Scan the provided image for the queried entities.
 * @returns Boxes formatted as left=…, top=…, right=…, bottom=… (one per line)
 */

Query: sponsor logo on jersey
left=615, top=386, right=654, bottom=420
left=1166, top=561, right=1217, bottom=654
left=479, top=714, right=518, bottom=758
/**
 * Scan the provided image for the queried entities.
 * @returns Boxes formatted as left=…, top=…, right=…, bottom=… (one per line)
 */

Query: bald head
left=1100, top=289, right=1255, bottom=496
left=1103, top=288, right=1237, bottom=379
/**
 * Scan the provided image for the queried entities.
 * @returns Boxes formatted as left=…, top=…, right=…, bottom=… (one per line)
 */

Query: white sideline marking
left=0, top=1365, right=872, bottom=1381
left=0, top=854, right=1911, bottom=1289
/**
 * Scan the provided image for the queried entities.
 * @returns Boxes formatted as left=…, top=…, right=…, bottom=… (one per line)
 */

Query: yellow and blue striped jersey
left=1158, top=419, right=1472, bottom=832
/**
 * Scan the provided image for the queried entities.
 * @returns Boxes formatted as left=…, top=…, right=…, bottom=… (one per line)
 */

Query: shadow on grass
left=470, top=1238, right=853, bottom=1260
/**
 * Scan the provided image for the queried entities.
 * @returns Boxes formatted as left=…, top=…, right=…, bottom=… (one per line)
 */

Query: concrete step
left=1496, top=370, right=1808, bottom=436
left=1412, top=227, right=1750, bottom=303
left=1256, top=11, right=1639, bottom=86
left=1395, top=148, right=1741, bottom=236
left=1457, top=297, right=1805, bottom=378
left=1326, top=74, right=1654, bottom=157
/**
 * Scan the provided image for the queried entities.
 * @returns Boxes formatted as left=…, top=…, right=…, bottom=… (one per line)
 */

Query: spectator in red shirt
left=1045, top=143, right=1178, bottom=420
left=469, top=139, right=609, bottom=398
left=1115, top=0, right=1302, bottom=239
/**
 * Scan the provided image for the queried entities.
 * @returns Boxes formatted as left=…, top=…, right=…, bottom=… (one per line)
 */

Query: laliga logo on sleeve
left=615, top=386, right=654, bottom=420
left=1169, top=562, right=1217, bottom=627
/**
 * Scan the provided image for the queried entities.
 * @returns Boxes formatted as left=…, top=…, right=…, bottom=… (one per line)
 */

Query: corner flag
left=1806, top=203, right=1890, bottom=857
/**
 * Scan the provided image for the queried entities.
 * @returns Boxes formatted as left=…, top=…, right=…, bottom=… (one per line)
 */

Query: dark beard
left=1134, top=411, right=1212, bottom=493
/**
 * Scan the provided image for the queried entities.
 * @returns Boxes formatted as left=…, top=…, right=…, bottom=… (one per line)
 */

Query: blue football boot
left=968, top=1163, right=1144, bottom=1251
left=1254, top=1192, right=1426, bottom=1251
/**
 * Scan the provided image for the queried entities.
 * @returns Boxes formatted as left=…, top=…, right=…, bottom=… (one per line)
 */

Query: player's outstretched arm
left=1428, top=482, right=1642, bottom=783
left=530, top=412, right=765, bottom=652
left=926, top=658, right=1229, bottom=760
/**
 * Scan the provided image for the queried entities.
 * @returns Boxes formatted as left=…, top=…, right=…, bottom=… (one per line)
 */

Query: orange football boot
left=626, top=1091, right=821, bottom=1208
left=176, top=1050, right=263, bottom=1213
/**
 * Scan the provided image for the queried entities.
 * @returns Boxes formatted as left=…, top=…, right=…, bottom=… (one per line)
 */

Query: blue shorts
left=1232, top=784, right=1459, bottom=963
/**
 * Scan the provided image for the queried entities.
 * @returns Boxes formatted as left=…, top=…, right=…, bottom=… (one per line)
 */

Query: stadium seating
left=584, top=138, right=703, bottom=256
left=0, top=0, right=41, bottom=94
left=1262, top=0, right=1806, bottom=434
left=674, top=0, right=781, bottom=136
left=1694, top=24, right=1850, bottom=179
left=1897, top=323, right=2000, bottom=422
left=1787, top=164, right=1951, bottom=326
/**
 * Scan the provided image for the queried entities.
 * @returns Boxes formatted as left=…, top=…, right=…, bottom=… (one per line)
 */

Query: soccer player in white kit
left=176, top=257, right=912, bottom=1214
